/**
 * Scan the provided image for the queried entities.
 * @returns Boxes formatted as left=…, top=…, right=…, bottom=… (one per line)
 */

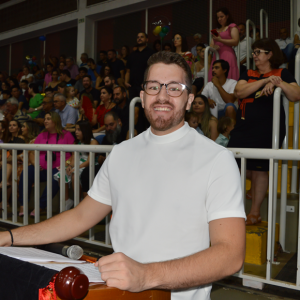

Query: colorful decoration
left=25, top=55, right=37, bottom=69
left=151, top=16, right=171, bottom=50
left=153, top=26, right=162, bottom=36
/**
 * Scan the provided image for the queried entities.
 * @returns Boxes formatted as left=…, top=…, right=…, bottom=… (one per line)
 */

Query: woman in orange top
left=91, top=87, right=115, bottom=133
left=228, top=38, right=300, bottom=225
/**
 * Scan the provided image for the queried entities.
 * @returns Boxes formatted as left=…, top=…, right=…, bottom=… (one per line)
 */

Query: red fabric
left=95, top=104, right=113, bottom=127
left=82, top=96, right=94, bottom=122
left=39, top=274, right=57, bottom=300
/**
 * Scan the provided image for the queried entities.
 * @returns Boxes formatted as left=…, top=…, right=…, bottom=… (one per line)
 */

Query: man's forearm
left=145, top=242, right=244, bottom=290
left=216, top=86, right=236, bottom=103
left=125, top=71, right=130, bottom=84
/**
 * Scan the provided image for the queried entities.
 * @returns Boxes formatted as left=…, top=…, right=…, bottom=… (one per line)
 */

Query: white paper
left=0, top=247, right=85, bottom=263
left=34, top=262, right=104, bottom=283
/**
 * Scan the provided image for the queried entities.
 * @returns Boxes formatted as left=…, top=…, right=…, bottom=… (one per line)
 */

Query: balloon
left=153, top=26, right=162, bottom=36
left=159, top=32, right=166, bottom=38
left=162, top=26, right=170, bottom=34
left=32, top=56, right=36, bottom=61
left=39, top=36, right=46, bottom=41
left=28, top=60, right=33, bottom=65
left=25, top=55, right=31, bottom=60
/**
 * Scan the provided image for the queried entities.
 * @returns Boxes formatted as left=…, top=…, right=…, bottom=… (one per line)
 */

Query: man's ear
left=186, top=93, right=195, bottom=110
left=140, top=90, right=145, bottom=108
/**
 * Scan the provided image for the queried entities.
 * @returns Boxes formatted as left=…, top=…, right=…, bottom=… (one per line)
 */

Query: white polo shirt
left=88, top=123, right=245, bottom=300
left=234, top=37, right=252, bottom=66
left=275, top=37, right=293, bottom=50
left=202, top=79, right=237, bottom=111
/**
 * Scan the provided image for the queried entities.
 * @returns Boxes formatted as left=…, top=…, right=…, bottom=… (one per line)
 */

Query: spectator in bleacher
left=20, top=80, right=29, bottom=98
left=4, top=97, right=30, bottom=125
left=228, top=38, right=300, bottom=225
left=80, top=75, right=100, bottom=108
left=108, top=49, right=125, bottom=86
left=45, top=87, right=54, bottom=98
left=60, top=70, right=76, bottom=86
left=60, top=55, right=66, bottom=64
left=46, top=69, right=61, bottom=91
left=32, top=65, right=44, bottom=87
left=74, top=67, right=88, bottom=94
left=234, top=23, right=252, bottom=75
left=87, top=58, right=101, bottom=86
left=125, top=32, right=154, bottom=99
left=20, top=66, right=34, bottom=83
left=0, top=73, right=6, bottom=90
left=95, top=65, right=111, bottom=90
left=215, top=117, right=234, bottom=147
left=191, top=33, right=202, bottom=57
left=0, top=81, right=10, bottom=100
left=57, top=81, right=67, bottom=94
left=27, top=83, right=44, bottom=119
left=0, top=120, right=8, bottom=143
left=55, top=119, right=99, bottom=210
left=191, top=94, right=218, bottom=140
left=192, top=44, right=209, bottom=95
left=209, top=7, right=239, bottom=81
left=104, top=75, right=118, bottom=90
left=64, top=86, right=80, bottom=109
left=79, top=53, right=89, bottom=68
left=202, top=60, right=237, bottom=119
left=185, top=111, right=204, bottom=135
left=250, top=27, right=260, bottom=42
left=173, top=33, right=194, bottom=71
left=153, top=39, right=161, bottom=52
left=42, top=63, right=54, bottom=92
left=80, top=111, right=127, bottom=198
left=8, top=77, right=20, bottom=89
left=163, top=43, right=172, bottom=52
left=64, top=56, right=79, bottom=79
left=91, top=87, right=115, bottom=133
left=97, top=50, right=108, bottom=68
left=275, top=27, right=294, bottom=64
left=0, top=90, right=11, bottom=106
left=58, top=61, right=66, bottom=75
left=18, top=111, right=75, bottom=216
left=54, top=93, right=78, bottom=129
left=48, top=56, right=59, bottom=69
left=117, top=45, right=130, bottom=66
left=33, top=96, right=55, bottom=129
left=11, top=85, right=29, bottom=111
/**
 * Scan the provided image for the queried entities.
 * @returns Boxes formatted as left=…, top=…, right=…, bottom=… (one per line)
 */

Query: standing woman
left=18, top=111, right=75, bottom=216
left=95, top=65, right=112, bottom=90
left=27, top=83, right=44, bottom=119
left=173, top=33, right=194, bottom=72
left=47, top=70, right=61, bottom=91
left=228, top=38, right=300, bottom=225
left=117, top=45, right=130, bottom=66
left=208, top=7, right=239, bottom=82
left=91, top=87, right=115, bottom=133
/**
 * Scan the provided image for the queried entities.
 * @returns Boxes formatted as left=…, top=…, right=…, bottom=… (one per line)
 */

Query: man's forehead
left=147, top=63, right=185, bottom=82
left=105, top=116, right=115, bottom=124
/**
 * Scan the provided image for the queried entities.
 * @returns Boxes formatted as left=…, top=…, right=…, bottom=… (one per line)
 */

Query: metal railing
left=204, top=46, right=220, bottom=86
left=0, top=144, right=114, bottom=248
left=129, top=97, right=142, bottom=139
left=260, top=9, right=268, bottom=39
left=246, top=19, right=256, bottom=70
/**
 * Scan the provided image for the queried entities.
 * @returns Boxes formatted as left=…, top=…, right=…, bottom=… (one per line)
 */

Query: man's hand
left=95, top=252, right=150, bottom=292
left=125, top=82, right=131, bottom=88
left=211, top=76, right=221, bottom=88
left=208, top=98, right=216, bottom=108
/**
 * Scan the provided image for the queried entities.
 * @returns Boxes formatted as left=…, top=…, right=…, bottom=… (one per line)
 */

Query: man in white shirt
left=202, top=59, right=238, bottom=120
left=275, top=27, right=295, bottom=64
left=234, top=23, right=252, bottom=75
left=191, top=33, right=202, bottom=57
left=0, top=52, right=245, bottom=300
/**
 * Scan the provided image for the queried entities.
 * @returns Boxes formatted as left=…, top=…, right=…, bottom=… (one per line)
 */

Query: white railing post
left=260, top=9, right=268, bottom=38
left=291, top=49, right=300, bottom=194
left=246, top=20, right=256, bottom=70
left=280, top=95, right=290, bottom=251
left=129, top=97, right=142, bottom=139
left=204, top=47, right=220, bottom=86
left=209, top=0, right=213, bottom=45
left=237, top=42, right=240, bottom=73
left=1, top=149, right=7, bottom=221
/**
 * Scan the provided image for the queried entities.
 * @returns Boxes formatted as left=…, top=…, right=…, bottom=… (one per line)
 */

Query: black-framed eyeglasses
left=252, top=50, right=270, bottom=56
left=143, top=81, right=191, bottom=97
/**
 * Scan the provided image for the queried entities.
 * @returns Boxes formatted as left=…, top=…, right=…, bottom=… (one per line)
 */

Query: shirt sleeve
left=228, top=80, right=237, bottom=93
left=88, top=154, right=112, bottom=206
left=65, top=107, right=78, bottom=125
left=202, top=82, right=211, bottom=98
left=239, top=70, right=249, bottom=81
left=206, top=150, right=246, bottom=222
left=281, top=68, right=297, bottom=84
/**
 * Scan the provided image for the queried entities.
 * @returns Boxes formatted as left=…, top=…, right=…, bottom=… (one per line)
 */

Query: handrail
left=129, top=97, right=142, bottom=139
left=204, top=46, right=219, bottom=86
left=260, top=9, right=268, bottom=38
left=291, top=48, right=300, bottom=193
left=246, top=19, right=256, bottom=70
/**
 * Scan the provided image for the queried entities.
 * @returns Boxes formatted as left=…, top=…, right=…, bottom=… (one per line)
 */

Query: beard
left=144, top=100, right=187, bottom=132
left=106, top=124, right=122, bottom=144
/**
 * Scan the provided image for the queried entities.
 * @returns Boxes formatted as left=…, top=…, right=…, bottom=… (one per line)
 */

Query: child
left=185, top=111, right=204, bottom=135
left=215, top=117, right=235, bottom=147
left=64, top=86, right=80, bottom=109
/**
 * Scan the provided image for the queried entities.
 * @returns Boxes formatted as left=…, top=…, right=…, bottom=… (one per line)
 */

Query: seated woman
left=18, top=111, right=75, bottom=216
left=54, top=120, right=99, bottom=210
left=47, top=70, right=61, bottom=91
left=27, top=83, right=44, bottom=119
left=91, top=87, right=115, bottom=133
left=95, top=65, right=111, bottom=90
left=191, top=94, right=218, bottom=140
left=228, top=38, right=300, bottom=225
left=20, top=66, right=34, bottom=83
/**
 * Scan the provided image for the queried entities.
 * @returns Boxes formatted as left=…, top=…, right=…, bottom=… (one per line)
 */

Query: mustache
left=150, top=101, right=174, bottom=108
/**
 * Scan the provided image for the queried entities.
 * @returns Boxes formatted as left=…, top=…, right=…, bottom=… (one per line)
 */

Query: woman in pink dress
left=208, top=7, right=239, bottom=82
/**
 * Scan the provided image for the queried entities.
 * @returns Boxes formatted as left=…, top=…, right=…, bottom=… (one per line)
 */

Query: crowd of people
left=0, top=7, right=299, bottom=225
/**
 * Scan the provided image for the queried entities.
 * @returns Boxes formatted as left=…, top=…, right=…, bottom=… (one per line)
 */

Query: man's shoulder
left=226, top=78, right=238, bottom=86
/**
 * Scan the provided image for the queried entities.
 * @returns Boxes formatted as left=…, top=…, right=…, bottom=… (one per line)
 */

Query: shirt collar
left=147, top=122, right=190, bottom=144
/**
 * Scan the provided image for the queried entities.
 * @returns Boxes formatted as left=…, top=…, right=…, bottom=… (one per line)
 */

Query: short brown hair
left=252, top=38, right=284, bottom=69
left=217, top=117, right=233, bottom=134
left=144, top=51, right=193, bottom=92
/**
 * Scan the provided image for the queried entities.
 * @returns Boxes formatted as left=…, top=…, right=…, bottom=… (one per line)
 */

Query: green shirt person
left=27, top=83, right=44, bottom=119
